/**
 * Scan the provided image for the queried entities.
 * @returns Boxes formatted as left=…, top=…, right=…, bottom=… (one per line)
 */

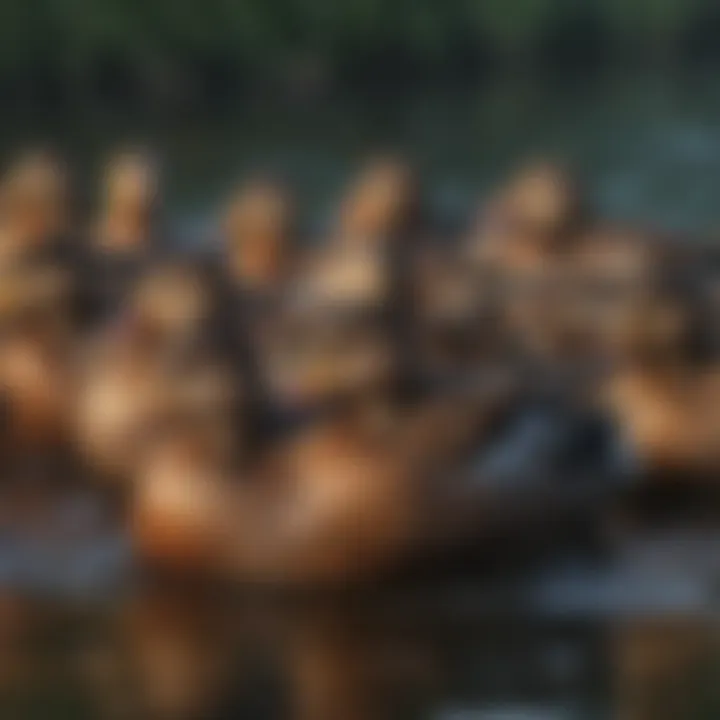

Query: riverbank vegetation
left=3, top=0, right=720, bottom=108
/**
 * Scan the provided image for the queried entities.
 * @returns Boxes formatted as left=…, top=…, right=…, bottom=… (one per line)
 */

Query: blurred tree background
left=2, top=0, right=720, bottom=108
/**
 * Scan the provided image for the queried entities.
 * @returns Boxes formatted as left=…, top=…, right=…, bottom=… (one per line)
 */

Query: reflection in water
left=612, top=618, right=720, bottom=720
left=1, top=582, right=720, bottom=718
left=0, top=580, right=700, bottom=719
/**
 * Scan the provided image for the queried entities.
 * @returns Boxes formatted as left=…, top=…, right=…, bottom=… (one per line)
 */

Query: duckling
left=602, top=282, right=720, bottom=482
left=563, top=226, right=679, bottom=363
left=219, top=179, right=302, bottom=432
left=500, top=236, right=658, bottom=370
left=222, top=177, right=297, bottom=299
left=74, top=261, right=245, bottom=484
left=468, top=160, right=585, bottom=269
left=134, top=256, right=268, bottom=436
left=0, top=151, right=105, bottom=337
left=0, top=260, right=75, bottom=464
left=125, top=259, right=224, bottom=354
left=81, top=150, right=163, bottom=328
left=296, top=158, right=422, bottom=314
left=76, top=346, right=241, bottom=489
left=463, top=162, right=583, bottom=366
left=0, top=258, right=73, bottom=334
left=0, top=150, right=72, bottom=264
left=0, top=331, right=72, bottom=462
left=414, top=251, right=509, bottom=376
left=333, top=157, right=421, bottom=250
left=469, top=162, right=673, bottom=369
left=95, top=150, right=161, bottom=253
left=285, top=159, right=426, bottom=404
left=267, top=228, right=404, bottom=417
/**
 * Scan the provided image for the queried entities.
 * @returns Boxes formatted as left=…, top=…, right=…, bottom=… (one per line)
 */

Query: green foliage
left=0, top=0, right=716, bottom=101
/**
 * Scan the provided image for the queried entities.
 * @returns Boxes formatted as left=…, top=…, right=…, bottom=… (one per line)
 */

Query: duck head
left=335, top=158, right=421, bottom=249
left=473, top=160, right=586, bottom=259
left=97, top=150, right=161, bottom=252
left=223, top=178, right=296, bottom=294
left=0, top=150, right=71, bottom=260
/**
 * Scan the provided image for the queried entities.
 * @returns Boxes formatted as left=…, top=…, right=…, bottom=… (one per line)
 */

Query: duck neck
left=230, top=235, right=288, bottom=295
left=99, top=205, right=154, bottom=254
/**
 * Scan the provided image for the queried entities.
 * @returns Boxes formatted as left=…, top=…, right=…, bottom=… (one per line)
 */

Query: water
left=1, top=587, right=719, bottom=719
left=5, top=67, right=720, bottom=717
left=6, top=66, right=720, bottom=237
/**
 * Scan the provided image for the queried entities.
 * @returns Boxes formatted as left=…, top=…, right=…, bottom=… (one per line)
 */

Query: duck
left=413, top=250, right=509, bottom=377
left=467, top=160, right=585, bottom=270
left=135, top=346, right=624, bottom=584
left=278, top=158, right=429, bottom=409
left=131, top=365, right=522, bottom=585
left=219, top=178, right=299, bottom=419
left=332, top=157, right=422, bottom=251
left=73, top=260, right=244, bottom=485
left=75, top=339, right=240, bottom=487
left=80, top=150, right=163, bottom=328
left=0, top=150, right=72, bottom=265
left=0, top=258, right=76, bottom=464
left=262, top=306, right=396, bottom=417
left=222, top=177, right=297, bottom=299
left=601, top=280, right=720, bottom=483
left=467, top=161, right=674, bottom=370
left=294, top=157, right=422, bottom=313
left=467, top=161, right=590, bottom=365
left=265, top=168, right=434, bottom=414
left=94, top=150, right=162, bottom=254
left=123, top=259, right=230, bottom=354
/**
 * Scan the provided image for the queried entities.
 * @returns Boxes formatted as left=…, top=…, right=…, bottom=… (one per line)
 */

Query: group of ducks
left=0, top=149, right=718, bottom=586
